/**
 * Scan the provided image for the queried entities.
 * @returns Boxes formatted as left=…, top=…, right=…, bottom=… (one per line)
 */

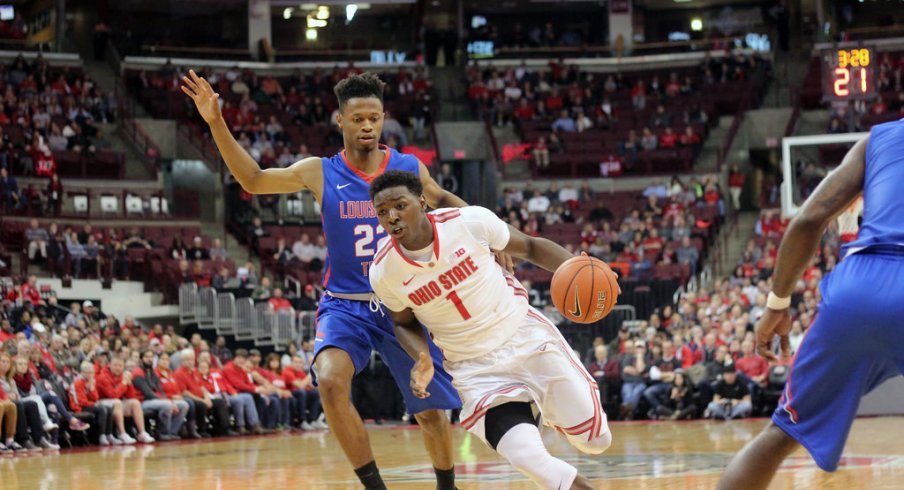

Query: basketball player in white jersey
left=367, top=171, right=612, bottom=490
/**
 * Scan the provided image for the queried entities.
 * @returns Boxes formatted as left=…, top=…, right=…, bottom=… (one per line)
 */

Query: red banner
left=401, top=146, right=438, bottom=166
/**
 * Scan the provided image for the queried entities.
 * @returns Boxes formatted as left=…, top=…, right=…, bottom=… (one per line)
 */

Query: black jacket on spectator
left=188, top=247, right=210, bottom=260
left=133, top=363, right=165, bottom=400
left=714, top=378, right=748, bottom=400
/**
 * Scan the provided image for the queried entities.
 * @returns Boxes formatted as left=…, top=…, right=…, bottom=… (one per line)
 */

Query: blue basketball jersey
left=320, top=145, right=420, bottom=294
left=842, top=118, right=904, bottom=257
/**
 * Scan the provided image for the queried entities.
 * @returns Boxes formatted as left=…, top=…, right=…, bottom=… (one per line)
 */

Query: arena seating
left=468, top=54, right=770, bottom=178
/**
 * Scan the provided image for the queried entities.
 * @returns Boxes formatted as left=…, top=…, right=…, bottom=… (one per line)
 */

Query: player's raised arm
left=419, top=161, right=467, bottom=208
left=182, top=70, right=319, bottom=195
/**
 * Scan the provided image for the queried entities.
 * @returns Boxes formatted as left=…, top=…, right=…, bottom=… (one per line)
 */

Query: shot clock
left=823, top=47, right=876, bottom=101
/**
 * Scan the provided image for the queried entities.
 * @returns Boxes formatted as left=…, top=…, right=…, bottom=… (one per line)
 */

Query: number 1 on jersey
left=446, top=291, right=471, bottom=320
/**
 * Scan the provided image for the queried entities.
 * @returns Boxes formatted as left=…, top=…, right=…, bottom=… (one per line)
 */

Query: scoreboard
left=823, top=47, right=876, bottom=102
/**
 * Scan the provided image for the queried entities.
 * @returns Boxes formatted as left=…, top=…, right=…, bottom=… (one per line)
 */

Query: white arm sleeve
left=458, top=206, right=511, bottom=250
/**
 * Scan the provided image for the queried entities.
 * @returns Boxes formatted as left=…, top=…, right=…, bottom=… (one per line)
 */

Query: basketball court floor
left=3, top=417, right=904, bottom=489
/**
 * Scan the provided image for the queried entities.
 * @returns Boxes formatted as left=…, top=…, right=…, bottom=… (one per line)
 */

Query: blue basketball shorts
left=772, top=251, right=904, bottom=471
left=312, top=294, right=461, bottom=413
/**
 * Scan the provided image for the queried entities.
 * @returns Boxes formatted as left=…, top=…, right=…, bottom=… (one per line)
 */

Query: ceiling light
left=690, top=18, right=703, bottom=31
left=306, top=28, right=318, bottom=41
left=307, top=15, right=327, bottom=28
left=283, top=7, right=292, bottom=19
left=316, top=5, right=330, bottom=20
left=346, top=4, right=358, bottom=23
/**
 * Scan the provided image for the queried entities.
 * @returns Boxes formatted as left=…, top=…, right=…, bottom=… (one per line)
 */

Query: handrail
left=784, top=88, right=801, bottom=138
left=178, top=122, right=222, bottom=174
left=486, top=36, right=757, bottom=60
left=484, top=121, right=503, bottom=176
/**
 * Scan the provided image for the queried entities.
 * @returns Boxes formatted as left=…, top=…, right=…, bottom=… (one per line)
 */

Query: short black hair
left=369, top=170, right=423, bottom=200
left=333, top=72, right=385, bottom=108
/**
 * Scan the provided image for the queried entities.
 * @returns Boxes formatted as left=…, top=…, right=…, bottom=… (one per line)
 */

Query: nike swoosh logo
left=403, top=276, right=415, bottom=286
left=336, top=183, right=351, bottom=190
left=569, top=285, right=582, bottom=318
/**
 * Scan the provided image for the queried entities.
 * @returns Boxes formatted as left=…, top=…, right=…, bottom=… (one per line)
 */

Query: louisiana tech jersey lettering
left=369, top=206, right=530, bottom=362
left=321, top=145, right=420, bottom=293
left=843, top=119, right=904, bottom=257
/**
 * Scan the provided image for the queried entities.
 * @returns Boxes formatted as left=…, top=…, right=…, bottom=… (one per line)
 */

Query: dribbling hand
left=181, top=70, right=222, bottom=125
left=755, top=308, right=792, bottom=363
left=410, top=352, right=434, bottom=399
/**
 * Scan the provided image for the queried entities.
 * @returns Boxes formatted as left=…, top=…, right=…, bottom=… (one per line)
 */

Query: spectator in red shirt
left=735, top=339, right=769, bottom=397
left=658, top=127, right=678, bottom=148
left=69, top=360, right=125, bottom=445
left=0, top=320, right=15, bottom=344
left=96, top=357, right=153, bottom=443
left=223, top=352, right=271, bottom=435
left=642, top=229, right=665, bottom=254
left=268, top=288, right=293, bottom=312
left=19, top=275, right=44, bottom=306
left=257, top=353, right=293, bottom=429
left=587, top=345, right=620, bottom=412
left=223, top=349, right=276, bottom=433
left=728, top=165, right=746, bottom=211
left=513, top=98, right=535, bottom=121
left=704, top=183, right=721, bottom=205
left=174, top=349, right=223, bottom=438
left=198, top=352, right=259, bottom=435
left=284, top=355, right=325, bottom=430
left=680, top=126, right=701, bottom=147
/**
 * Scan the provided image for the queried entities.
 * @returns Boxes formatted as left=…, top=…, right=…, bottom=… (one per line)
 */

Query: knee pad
left=485, top=402, right=536, bottom=450
left=495, top=423, right=578, bottom=490
left=569, top=429, right=612, bottom=455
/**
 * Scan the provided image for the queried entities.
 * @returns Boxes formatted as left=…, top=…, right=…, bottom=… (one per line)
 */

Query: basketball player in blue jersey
left=719, top=122, right=904, bottom=489
left=182, top=70, right=464, bottom=490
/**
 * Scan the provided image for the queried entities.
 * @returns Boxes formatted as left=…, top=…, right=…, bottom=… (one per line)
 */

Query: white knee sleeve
left=569, top=429, right=612, bottom=455
left=495, top=423, right=578, bottom=490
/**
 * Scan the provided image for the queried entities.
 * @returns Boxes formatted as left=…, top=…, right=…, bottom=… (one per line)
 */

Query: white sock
left=495, top=423, right=578, bottom=490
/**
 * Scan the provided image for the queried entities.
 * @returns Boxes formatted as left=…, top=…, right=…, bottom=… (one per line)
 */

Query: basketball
left=550, top=255, right=619, bottom=324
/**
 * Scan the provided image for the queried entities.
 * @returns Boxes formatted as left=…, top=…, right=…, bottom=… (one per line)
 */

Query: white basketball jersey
left=369, top=206, right=529, bottom=362
left=837, top=196, right=863, bottom=237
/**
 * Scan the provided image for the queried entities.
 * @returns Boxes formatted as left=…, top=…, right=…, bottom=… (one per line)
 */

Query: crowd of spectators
left=0, top=277, right=326, bottom=454
left=574, top=205, right=830, bottom=422
left=131, top=61, right=435, bottom=165
left=466, top=52, right=764, bottom=174
left=495, top=176, right=722, bottom=278
left=0, top=54, right=120, bottom=216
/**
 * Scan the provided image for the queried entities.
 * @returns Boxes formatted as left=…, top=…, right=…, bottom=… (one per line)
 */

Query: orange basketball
left=550, top=255, right=620, bottom=324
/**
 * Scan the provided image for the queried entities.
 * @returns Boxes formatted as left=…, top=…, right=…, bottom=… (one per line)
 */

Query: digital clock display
left=824, top=47, right=876, bottom=101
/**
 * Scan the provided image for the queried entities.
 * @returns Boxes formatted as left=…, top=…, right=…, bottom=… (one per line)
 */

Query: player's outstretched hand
left=181, top=69, right=222, bottom=125
left=755, top=308, right=792, bottom=363
left=410, top=352, right=434, bottom=399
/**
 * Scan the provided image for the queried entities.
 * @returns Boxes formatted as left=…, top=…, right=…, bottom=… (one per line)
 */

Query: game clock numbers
left=824, top=47, right=875, bottom=101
